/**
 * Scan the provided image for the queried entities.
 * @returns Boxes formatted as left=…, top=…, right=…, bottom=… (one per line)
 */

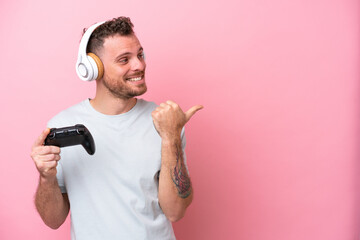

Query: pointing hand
left=151, top=100, right=203, bottom=140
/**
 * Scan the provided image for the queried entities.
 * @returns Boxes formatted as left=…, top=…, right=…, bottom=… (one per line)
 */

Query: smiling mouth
left=126, top=74, right=144, bottom=82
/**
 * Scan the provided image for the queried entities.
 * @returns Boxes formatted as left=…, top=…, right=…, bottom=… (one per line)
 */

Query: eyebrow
left=114, top=47, right=143, bottom=62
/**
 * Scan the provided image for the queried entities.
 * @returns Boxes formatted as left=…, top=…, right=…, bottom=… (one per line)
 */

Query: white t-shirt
left=47, top=99, right=185, bottom=240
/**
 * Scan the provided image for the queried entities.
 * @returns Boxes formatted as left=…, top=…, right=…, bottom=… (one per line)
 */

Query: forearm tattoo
left=171, top=145, right=192, bottom=198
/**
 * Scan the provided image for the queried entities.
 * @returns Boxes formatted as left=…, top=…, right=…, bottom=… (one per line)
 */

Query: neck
left=90, top=90, right=137, bottom=116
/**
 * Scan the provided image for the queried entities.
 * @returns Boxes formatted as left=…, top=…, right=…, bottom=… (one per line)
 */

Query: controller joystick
left=44, top=124, right=95, bottom=155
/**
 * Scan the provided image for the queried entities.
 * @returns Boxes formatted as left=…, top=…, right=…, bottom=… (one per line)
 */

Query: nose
left=131, top=56, right=146, bottom=72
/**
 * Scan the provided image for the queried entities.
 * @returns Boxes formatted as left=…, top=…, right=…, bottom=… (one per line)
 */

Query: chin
left=127, top=85, right=147, bottom=98
left=135, top=86, right=148, bottom=96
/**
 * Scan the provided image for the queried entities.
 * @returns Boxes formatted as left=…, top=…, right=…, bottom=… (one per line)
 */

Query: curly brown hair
left=84, top=16, right=135, bottom=55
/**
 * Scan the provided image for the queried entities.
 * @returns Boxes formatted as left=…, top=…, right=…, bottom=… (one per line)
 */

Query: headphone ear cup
left=87, top=53, right=104, bottom=80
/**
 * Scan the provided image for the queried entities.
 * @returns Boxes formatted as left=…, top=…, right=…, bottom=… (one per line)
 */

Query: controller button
left=77, top=129, right=84, bottom=134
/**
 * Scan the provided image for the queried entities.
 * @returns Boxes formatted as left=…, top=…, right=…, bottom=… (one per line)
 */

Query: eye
left=119, top=58, right=128, bottom=64
left=138, top=52, right=145, bottom=59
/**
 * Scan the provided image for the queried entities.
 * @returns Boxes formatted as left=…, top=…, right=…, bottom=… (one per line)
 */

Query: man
left=31, top=17, right=202, bottom=239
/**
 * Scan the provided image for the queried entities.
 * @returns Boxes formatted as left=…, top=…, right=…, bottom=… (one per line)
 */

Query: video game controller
left=44, top=124, right=95, bottom=155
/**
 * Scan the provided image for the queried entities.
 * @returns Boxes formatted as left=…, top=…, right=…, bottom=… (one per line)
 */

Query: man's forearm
left=151, top=100, right=202, bottom=222
left=35, top=177, right=70, bottom=229
left=158, top=137, right=193, bottom=222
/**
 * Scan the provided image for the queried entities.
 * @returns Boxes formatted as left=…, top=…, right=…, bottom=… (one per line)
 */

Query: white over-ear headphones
left=76, top=21, right=106, bottom=81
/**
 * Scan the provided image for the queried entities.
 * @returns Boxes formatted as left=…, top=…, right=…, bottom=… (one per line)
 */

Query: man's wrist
left=160, top=128, right=182, bottom=143
left=39, top=175, right=58, bottom=187
left=161, top=135, right=181, bottom=145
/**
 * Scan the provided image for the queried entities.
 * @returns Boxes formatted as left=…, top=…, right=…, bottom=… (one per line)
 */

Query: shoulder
left=47, top=100, right=88, bottom=128
left=136, top=99, right=158, bottom=112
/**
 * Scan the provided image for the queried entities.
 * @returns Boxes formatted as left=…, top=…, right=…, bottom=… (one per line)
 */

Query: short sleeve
left=56, top=161, right=67, bottom=193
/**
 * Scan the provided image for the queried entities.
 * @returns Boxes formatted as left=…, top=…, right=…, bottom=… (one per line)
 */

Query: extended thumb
left=185, top=105, right=203, bottom=122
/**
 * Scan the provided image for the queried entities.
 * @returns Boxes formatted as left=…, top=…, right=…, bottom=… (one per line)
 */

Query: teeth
left=127, top=76, right=142, bottom=81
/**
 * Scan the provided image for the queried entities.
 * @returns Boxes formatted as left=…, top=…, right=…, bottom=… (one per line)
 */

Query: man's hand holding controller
left=31, top=128, right=61, bottom=182
left=31, top=128, right=69, bottom=229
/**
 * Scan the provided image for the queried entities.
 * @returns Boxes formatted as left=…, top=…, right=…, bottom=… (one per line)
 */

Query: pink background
left=0, top=0, right=359, bottom=239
